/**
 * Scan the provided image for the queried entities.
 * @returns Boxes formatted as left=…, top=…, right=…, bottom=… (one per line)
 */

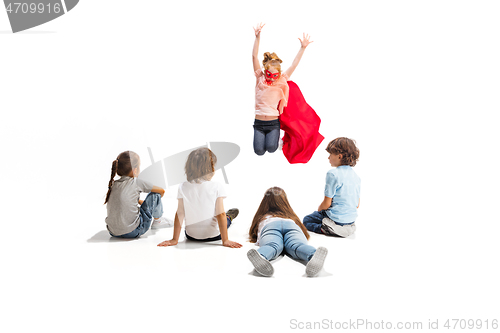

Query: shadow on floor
left=87, top=229, right=159, bottom=243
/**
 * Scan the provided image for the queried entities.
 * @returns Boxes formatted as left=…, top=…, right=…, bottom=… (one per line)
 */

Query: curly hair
left=326, top=137, right=360, bottom=167
left=262, top=52, right=282, bottom=72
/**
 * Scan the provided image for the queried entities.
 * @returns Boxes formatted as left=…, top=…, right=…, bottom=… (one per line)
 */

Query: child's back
left=324, top=165, right=360, bottom=224
left=106, top=176, right=153, bottom=236
left=179, top=179, right=226, bottom=240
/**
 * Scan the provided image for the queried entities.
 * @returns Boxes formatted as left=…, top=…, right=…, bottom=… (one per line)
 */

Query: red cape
left=279, top=81, right=324, bottom=164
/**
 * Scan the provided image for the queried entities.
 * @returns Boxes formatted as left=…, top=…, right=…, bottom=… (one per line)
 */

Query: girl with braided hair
left=104, top=151, right=172, bottom=238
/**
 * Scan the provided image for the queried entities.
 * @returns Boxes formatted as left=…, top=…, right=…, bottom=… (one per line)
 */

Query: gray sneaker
left=322, top=217, right=356, bottom=238
left=306, top=247, right=328, bottom=277
left=320, top=224, right=336, bottom=236
left=247, top=249, right=274, bottom=277
left=226, top=208, right=239, bottom=221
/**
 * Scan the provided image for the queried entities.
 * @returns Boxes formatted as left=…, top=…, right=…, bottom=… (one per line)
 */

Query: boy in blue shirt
left=303, top=137, right=361, bottom=237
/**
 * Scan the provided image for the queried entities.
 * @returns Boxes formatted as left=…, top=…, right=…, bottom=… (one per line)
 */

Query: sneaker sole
left=247, top=249, right=274, bottom=277
left=306, top=247, right=328, bottom=277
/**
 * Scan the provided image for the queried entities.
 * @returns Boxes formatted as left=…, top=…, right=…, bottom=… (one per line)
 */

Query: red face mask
left=265, top=70, right=280, bottom=81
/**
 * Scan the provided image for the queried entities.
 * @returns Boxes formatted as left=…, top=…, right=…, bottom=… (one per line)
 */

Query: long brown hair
left=185, top=147, right=217, bottom=182
left=249, top=187, right=310, bottom=243
left=104, top=151, right=140, bottom=204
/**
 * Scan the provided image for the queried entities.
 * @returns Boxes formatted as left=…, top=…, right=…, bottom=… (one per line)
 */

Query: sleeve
left=255, top=68, right=263, bottom=77
left=177, top=182, right=184, bottom=199
left=324, top=170, right=339, bottom=198
left=217, top=182, right=227, bottom=199
left=136, top=178, right=153, bottom=193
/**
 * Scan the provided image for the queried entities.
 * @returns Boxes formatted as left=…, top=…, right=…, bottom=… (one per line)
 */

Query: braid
left=104, top=159, right=119, bottom=204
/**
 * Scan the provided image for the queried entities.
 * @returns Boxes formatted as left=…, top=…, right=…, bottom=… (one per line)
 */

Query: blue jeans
left=185, top=216, right=232, bottom=241
left=303, top=210, right=354, bottom=234
left=112, top=192, right=163, bottom=238
left=258, top=220, right=317, bottom=262
left=253, top=119, right=280, bottom=156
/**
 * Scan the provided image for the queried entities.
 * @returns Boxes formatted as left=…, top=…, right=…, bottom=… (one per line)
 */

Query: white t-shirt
left=256, top=215, right=295, bottom=246
left=178, top=180, right=227, bottom=240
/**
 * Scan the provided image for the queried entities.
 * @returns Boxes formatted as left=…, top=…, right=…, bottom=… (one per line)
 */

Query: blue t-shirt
left=324, top=165, right=361, bottom=224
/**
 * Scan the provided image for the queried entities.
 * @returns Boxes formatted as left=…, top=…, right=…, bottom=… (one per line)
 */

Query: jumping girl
left=252, top=22, right=313, bottom=156
left=105, top=151, right=172, bottom=239
left=157, top=147, right=242, bottom=248
left=247, top=187, right=328, bottom=277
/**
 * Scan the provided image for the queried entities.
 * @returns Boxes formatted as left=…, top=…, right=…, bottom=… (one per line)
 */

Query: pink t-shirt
left=254, top=68, right=289, bottom=117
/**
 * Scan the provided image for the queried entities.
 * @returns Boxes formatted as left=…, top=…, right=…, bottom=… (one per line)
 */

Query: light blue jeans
left=111, top=192, right=163, bottom=238
left=258, top=220, right=317, bottom=262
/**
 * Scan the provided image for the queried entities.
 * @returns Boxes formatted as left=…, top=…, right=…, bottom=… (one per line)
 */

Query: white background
left=1, top=1, right=499, bottom=332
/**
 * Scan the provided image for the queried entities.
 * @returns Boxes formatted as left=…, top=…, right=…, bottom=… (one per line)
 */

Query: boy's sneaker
left=226, top=208, right=239, bottom=222
left=151, top=217, right=174, bottom=229
left=306, top=246, right=328, bottom=277
left=320, top=224, right=336, bottom=236
left=247, top=249, right=274, bottom=277
left=322, top=217, right=356, bottom=238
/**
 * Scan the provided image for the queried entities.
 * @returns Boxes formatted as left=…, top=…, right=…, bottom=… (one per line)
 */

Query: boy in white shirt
left=158, top=148, right=242, bottom=248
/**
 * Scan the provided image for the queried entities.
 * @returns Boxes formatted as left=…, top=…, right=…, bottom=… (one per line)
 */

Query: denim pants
left=185, top=216, right=232, bottom=242
left=253, top=119, right=280, bottom=156
left=258, top=220, right=317, bottom=262
left=303, top=210, right=354, bottom=234
left=112, top=192, right=163, bottom=238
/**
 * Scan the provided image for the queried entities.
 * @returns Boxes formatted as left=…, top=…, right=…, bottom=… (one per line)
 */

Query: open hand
left=253, top=22, right=265, bottom=37
left=157, top=239, right=178, bottom=247
left=299, top=33, right=313, bottom=48
left=223, top=239, right=243, bottom=248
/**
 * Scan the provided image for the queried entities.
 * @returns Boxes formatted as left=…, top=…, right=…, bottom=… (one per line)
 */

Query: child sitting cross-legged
left=303, top=137, right=361, bottom=238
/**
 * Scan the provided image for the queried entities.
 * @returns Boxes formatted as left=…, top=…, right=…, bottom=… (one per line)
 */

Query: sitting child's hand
left=157, top=239, right=178, bottom=247
left=222, top=240, right=243, bottom=248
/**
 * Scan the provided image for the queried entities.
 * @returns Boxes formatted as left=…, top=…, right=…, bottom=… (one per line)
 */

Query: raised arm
left=252, top=23, right=265, bottom=72
left=157, top=198, right=185, bottom=247
left=284, top=33, right=313, bottom=78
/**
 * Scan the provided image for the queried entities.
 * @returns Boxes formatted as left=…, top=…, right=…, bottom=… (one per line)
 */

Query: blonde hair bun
left=262, top=52, right=283, bottom=71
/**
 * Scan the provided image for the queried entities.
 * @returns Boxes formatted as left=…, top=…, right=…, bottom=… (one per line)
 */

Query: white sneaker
left=151, top=217, right=174, bottom=229
left=247, top=249, right=274, bottom=277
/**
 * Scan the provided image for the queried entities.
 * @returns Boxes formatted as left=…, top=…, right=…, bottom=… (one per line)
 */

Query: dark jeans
left=110, top=192, right=163, bottom=238
left=303, top=210, right=354, bottom=234
left=185, top=216, right=232, bottom=241
left=253, top=118, right=280, bottom=156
